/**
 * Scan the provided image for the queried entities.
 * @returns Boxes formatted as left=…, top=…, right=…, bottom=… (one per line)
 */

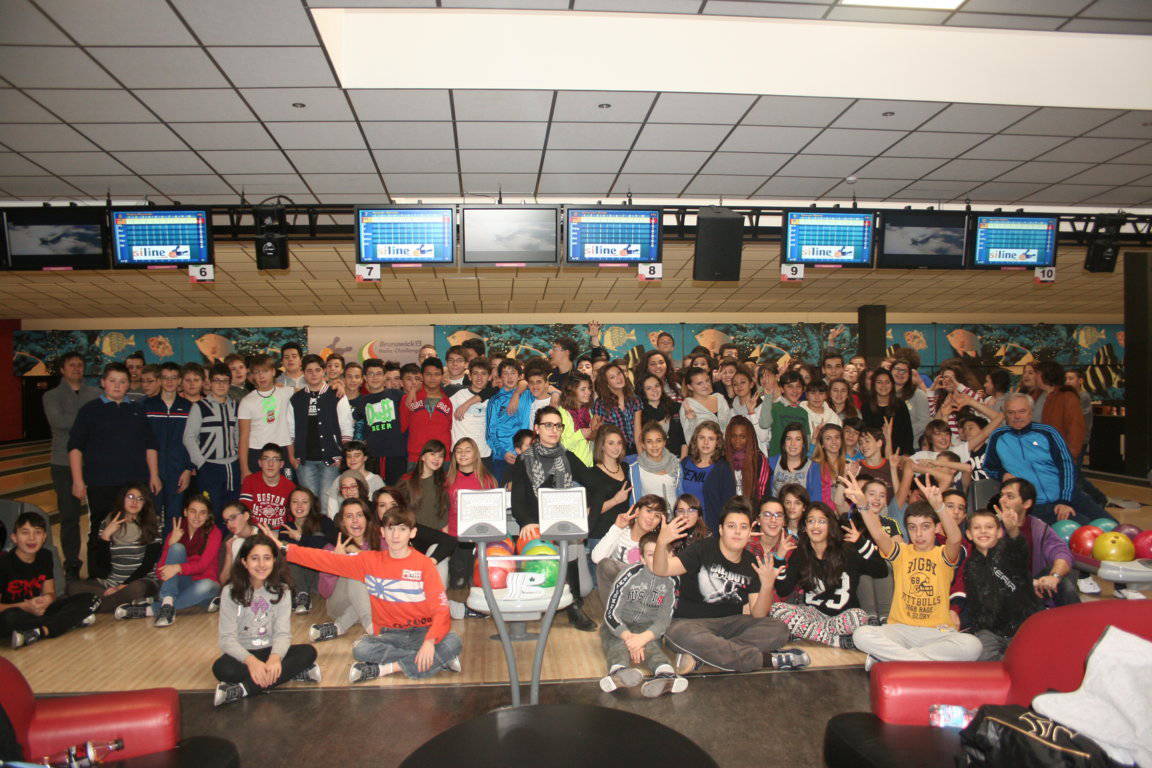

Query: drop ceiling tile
left=721, top=125, right=820, bottom=153
left=1061, top=164, right=1152, bottom=185
left=1019, top=185, right=1114, bottom=204
left=38, top=0, right=196, bottom=44
left=453, top=90, right=554, bottom=122
left=547, top=122, right=641, bottom=150
left=964, top=182, right=1049, bottom=201
left=209, top=47, right=336, bottom=88
left=803, top=129, right=906, bottom=156
left=754, top=177, right=838, bottom=198
left=347, top=90, right=453, bottom=121
left=833, top=100, right=946, bottom=131
left=221, top=174, right=312, bottom=194
left=456, top=122, right=547, bottom=149
left=0, top=0, right=71, bottom=43
left=886, top=132, right=991, bottom=158
left=826, top=7, right=949, bottom=24
left=143, top=175, right=233, bottom=195
left=0, top=46, right=118, bottom=88
left=823, top=179, right=911, bottom=199
left=460, top=149, right=541, bottom=173
left=265, top=122, right=366, bottom=150
left=306, top=0, right=433, bottom=5
left=897, top=180, right=979, bottom=196
left=199, top=150, right=295, bottom=173
left=362, top=121, right=456, bottom=149
left=88, top=48, right=229, bottom=89
left=1082, top=0, right=1152, bottom=19
left=0, top=177, right=84, bottom=196
left=994, top=161, right=1092, bottom=183
left=963, top=134, right=1068, bottom=161
left=285, top=149, right=374, bottom=173
left=172, top=0, right=319, bottom=44
left=25, top=152, right=130, bottom=175
left=0, top=124, right=97, bottom=151
left=1062, top=18, right=1152, bottom=32
left=854, top=157, right=944, bottom=178
left=612, top=173, right=694, bottom=194
left=460, top=172, right=537, bottom=194
left=537, top=173, right=615, bottom=194
left=961, top=0, right=1089, bottom=14
left=919, top=104, right=1036, bottom=134
left=75, top=123, right=186, bottom=153
left=384, top=173, right=460, bottom=195
left=26, top=89, right=158, bottom=123
left=575, top=0, right=702, bottom=12
left=1004, top=107, right=1125, bottom=137
left=442, top=0, right=569, bottom=7
left=0, top=153, right=47, bottom=175
left=1086, top=112, right=1152, bottom=139
left=301, top=174, right=384, bottom=193
left=632, top=123, right=730, bottom=151
left=623, top=151, right=710, bottom=174
left=946, top=13, right=1065, bottom=30
left=1082, top=186, right=1152, bottom=206
left=69, top=175, right=158, bottom=196
left=683, top=175, right=766, bottom=196
left=1108, top=143, right=1152, bottom=164
left=373, top=149, right=459, bottom=173
left=242, top=88, right=354, bottom=122
left=0, top=90, right=58, bottom=122
left=134, top=90, right=256, bottom=121
left=1037, top=137, right=1145, bottom=162
left=541, top=150, right=628, bottom=173
left=701, top=152, right=790, bottom=175
left=742, top=96, right=851, bottom=128
left=115, top=150, right=213, bottom=175
left=777, top=154, right=870, bottom=178
left=703, top=2, right=827, bottom=19
left=170, top=123, right=277, bottom=150
left=647, top=93, right=756, bottom=125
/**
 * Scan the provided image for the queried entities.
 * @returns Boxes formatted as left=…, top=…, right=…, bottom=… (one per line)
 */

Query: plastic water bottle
left=40, top=739, right=124, bottom=767
left=928, top=704, right=976, bottom=728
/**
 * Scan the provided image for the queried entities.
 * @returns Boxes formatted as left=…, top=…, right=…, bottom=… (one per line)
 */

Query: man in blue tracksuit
left=141, top=362, right=193, bottom=532
left=485, top=359, right=530, bottom=485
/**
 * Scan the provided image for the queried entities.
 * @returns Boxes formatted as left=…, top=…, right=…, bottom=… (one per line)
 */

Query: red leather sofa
left=0, top=656, right=180, bottom=763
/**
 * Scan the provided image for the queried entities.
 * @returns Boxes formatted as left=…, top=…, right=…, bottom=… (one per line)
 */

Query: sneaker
left=11, top=628, right=42, bottom=649
left=767, top=648, right=811, bottom=671
left=114, top=603, right=153, bottom=621
left=865, top=614, right=882, bottom=627
left=207, top=596, right=221, bottom=614
left=598, top=666, right=644, bottom=693
left=1116, top=588, right=1147, bottom=600
left=213, top=682, right=248, bottom=707
left=449, top=600, right=466, bottom=620
left=565, top=604, right=597, bottom=632
left=153, top=603, right=175, bottom=628
left=1078, top=575, right=1102, bottom=594
left=292, top=664, right=322, bottom=683
left=293, top=592, right=311, bottom=615
left=81, top=612, right=97, bottom=627
left=309, top=622, right=340, bottom=642
left=447, top=657, right=462, bottom=673
left=838, top=634, right=856, bottom=651
left=674, top=652, right=699, bottom=675
left=349, top=662, right=380, bottom=683
left=864, top=655, right=878, bottom=672
left=640, top=671, right=689, bottom=698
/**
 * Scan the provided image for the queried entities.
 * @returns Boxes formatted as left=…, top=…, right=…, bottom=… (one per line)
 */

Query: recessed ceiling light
left=598, top=103, right=612, bottom=109
left=840, top=0, right=963, bottom=9
left=882, top=111, right=895, bottom=117
left=292, top=102, right=307, bottom=108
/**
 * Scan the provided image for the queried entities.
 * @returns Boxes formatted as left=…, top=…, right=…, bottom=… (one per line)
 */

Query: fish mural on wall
left=99, top=332, right=135, bottom=358
left=147, top=335, right=174, bottom=358
left=194, top=333, right=235, bottom=363
left=435, top=323, right=678, bottom=363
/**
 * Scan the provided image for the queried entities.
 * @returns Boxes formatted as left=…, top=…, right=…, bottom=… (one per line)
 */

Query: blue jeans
left=197, top=461, right=240, bottom=530
left=155, top=543, right=219, bottom=612
left=1032, top=485, right=1115, bottom=528
left=296, top=459, right=340, bottom=498
left=352, top=627, right=463, bottom=679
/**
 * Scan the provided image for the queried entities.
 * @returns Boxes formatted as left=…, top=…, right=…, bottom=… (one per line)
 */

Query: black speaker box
left=256, top=236, right=288, bottom=270
left=858, top=304, right=887, bottom=365
left=1084, top=240, right=1119, bottom=273
left=693, top=207, right=744, bottom=281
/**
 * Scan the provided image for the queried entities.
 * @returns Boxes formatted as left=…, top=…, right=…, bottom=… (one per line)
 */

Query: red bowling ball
left=1133, top=530, right=1152, bottom=560
left=1069, top=525, right=1104, bottom=557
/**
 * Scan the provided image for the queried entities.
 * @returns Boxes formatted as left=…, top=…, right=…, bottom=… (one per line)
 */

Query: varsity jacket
left=287, top=384, right=353, bottom=464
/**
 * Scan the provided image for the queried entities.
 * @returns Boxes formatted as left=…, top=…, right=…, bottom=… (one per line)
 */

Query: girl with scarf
left=724, top=415, right=763, bottom=505
left=628, top=422, right=682, bottom=509
left=634, top=373, right=686, bottom=458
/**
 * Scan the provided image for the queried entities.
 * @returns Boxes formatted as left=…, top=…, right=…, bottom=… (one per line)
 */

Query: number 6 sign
left=188, top=264, right=214, bottom=283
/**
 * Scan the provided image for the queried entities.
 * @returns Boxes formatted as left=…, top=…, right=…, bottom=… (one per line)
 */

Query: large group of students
left=1, top=332, right=1136, bottom=707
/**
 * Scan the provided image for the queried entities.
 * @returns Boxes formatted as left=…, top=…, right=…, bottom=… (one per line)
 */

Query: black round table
left=400, top=703, right=718, bottom=768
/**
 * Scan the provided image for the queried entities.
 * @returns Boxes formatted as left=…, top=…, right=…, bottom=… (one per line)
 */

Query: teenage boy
left=239, top=444, right=296, bottom=529
left=68, top=363, right=160, bottom=555
left=277, top=343, right=306, bottom=391
left=653, top=498, right=807, bottom=674
left=225, top=354, right=250, bottom=403
left=184, top=363, right=241, bottom=520
left=548, top=337, right=579, bottom=389
left=450, top=358, right=495, bottom=469
left=656, top=332, right=676, bottom=364
left=270, top=505, right=463, bottom=681
left=400, top=357, right=453, bottom=467
left=486, top=359, right=531, bottom=485
left=324, top=354, right=345, bottom=386
left=382, top=361, right=402, bottom=391
left=524, top=363, right=557, bottom=426
left=138, top=364, right=161, bottom=400
left=237, top=355, right=294, bottom=481
left=418, top=345, right=437, bottom=363
left=849, top=476, right=983, bottom=665
left=352, top=358, right=407, bottom=486
left=43, top=351, right=99, bottom=580
left=400, top=363, right=422, bottom=398
left=287, top=354, right=353, bottom=497
left=821, top=353, right=845, bottom=383
left=125, top=351, right=146, bottom=400
left=3, top=512, right=99, bottom=649
left=142, top=362, right=194, bottom=531
left=443, top=345, right=470, bottom=393
left=461, top=338, right=485, bottom=361
left=764, top=371, right=809, bottom=457
left=600, top=532, right=688, bottom=697
left=799, top=379, right=842, bottom=436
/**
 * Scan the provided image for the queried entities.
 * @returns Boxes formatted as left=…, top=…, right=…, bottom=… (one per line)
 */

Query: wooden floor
left=1, top=439, right=1149, bottom=695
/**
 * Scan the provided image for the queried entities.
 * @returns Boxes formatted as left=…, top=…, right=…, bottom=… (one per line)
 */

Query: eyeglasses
left=125, top=494, right=145, bottom=502
left=760, top=511, right=783, bottom=519
left=538, top=422, right=564, bottom=430
left=806, top=518, right=830, bottom=527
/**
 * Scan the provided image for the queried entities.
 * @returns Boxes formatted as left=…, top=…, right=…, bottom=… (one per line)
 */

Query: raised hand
left=841, top=520, right=862, bottom=544
left=610, top=482, right=631, bottom=506
left=837, top=473, right=866, bottom=508
left=995, top=503, right=1021, bottom=536
left=257, top=522, right=282, bottom=544
left=914, top=476, right=943, bottom=510
left=334, top=532, right=349, bottom=555
left=615, top=504, right=639, bottom=529
left=101, top=511, right=125, bottom=542
left=167, top=521, right=184, bottom=546
left=776, top=536, right=797, bottom=558
left=751, top=554, right=780, bottom=585
left=657, top=514, right=691, bottom=545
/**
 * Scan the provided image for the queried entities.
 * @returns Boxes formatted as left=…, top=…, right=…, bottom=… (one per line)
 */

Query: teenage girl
left=669, top=493, right=711, bottom=555
left=280, top=488, right=338, bottom=614
left=70, top=484, right=163, bottom=612
left=679, top=422, right=736, bottom=534
left=628, top=422, right=681, bottom=509
left=679, top=366, right=731, bottom=435
left=635, top=373, right=686, bottom=459
left=591, top=495, right=667, bottom=605
left=400, top=440, right=456, bottom=564
left=307, top=497, right=379, bottom=643
left=758, top=424, right=822, bottom=503
left=747, top=496, right=796, bottom=561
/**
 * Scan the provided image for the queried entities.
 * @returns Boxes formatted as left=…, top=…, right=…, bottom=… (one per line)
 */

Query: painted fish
left=647, top=331, right=664, bottom=348
left=694, top=329, right=731, bottom=354
left=625, top=346, right=645, bottom=368
left=14, top=351, right=48, bottom=376
left=147, top=335, right=173, bottom=357
left=100, top=332, right=135, bottom=358
left=993, top=343, right=1033, bottom=372
left=447, top=330, right=483, bottom=347
left=946, top=328, right=978, bottom=356
left=195, top=333, right=234, bottom=363
left=601, top=326, right=636, bottom=351
left=903, top=330, right=928, bottom=351
left=1085, top=344, right=1121, bottom=394
left=1074, top=326, right=1106, bottom=349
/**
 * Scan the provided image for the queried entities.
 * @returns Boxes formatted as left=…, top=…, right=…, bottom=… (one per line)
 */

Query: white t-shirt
left=800, top=401, right=842, bottom=436
left=528, top=395, right=553, bottom=426
left=237, top=386, right=294, bottom=449
left=637, top=466, right=679, bottom=510
left=450, top=388, right=492, bottom=458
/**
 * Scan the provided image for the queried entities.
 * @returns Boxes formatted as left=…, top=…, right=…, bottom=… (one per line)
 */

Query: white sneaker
left=449, top=600, right=465, bottom=620
left=292, top=663, right=323, bottom=683
left=598, top=666, right=643, bottom=692
left=1116, top=588, right=1147, bottom=600
left=674, top=653, right=699, bottom=675
left=1078, top=575, right=1102, bottom=594
left=81, top=613, right=97, bottom=627
left=213, top=682, right=248, bottom=707
left=447, top=656, right=462, bottom=673
left=864, top=655, right=878, bottom=672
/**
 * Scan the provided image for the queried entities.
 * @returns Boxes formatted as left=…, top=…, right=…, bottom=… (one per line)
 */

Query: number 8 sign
left=637, top=263, right=662, bottom=281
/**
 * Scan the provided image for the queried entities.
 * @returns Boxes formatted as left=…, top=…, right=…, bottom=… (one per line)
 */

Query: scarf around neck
left=523, top=442, right=573, bottom=496
left=637, top=448, right=681, bottom=481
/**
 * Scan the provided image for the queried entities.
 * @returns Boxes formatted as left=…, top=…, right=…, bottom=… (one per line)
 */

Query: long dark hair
left=867, top=368, right=898, bottom=414
left=790, top=502, right=846, bottom=594
left=400, top=440, right=448, bottom=519
left=337, top=497, right=381, bottom=551
left=114, top=484, right=160, bottom=544
left=633, top=350, right=678, bottom=398
left=228, top=534, right=289, bottom=606
left=287, top=487, right=325, bottom=538
left=636, top=372, right=678, bottom=416
left=723, top=415, right=762, bottom=505
left=776, top=423, right=809, bottom=472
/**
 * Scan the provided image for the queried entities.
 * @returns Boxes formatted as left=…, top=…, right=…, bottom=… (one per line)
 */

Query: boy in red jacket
left=400, top=357, right=453, bottom=468
left=266, top=505, right=462, bottom=681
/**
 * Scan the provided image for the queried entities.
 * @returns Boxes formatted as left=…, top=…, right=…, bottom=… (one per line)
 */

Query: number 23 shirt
left=773, top=538, right=887, bottom=615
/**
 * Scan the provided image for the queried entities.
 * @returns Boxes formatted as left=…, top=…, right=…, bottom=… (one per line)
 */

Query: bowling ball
left=1092, top=531, right=1135, bottom=562
left=1069, top=525, right=1104, bottom=557
left=1114, top=523, right=1142, bottom=540
left=1089, top=518, right=1118, bottom=533
left=517, top=524, right=541, bottom=550
left=1052, top=519, right=1080, bottom=542
left=522, top=541, right=558, bottom=557
left=471, top=544, right=516, bottom=588
left=521, top=556, right=559, bottom=588
left=1133, top=530, right=1152, bottom=560
left=518, top=537, right=548, bottom=554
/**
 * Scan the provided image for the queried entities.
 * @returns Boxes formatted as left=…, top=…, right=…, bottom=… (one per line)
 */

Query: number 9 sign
left=781, top=263, right=804, bottom=282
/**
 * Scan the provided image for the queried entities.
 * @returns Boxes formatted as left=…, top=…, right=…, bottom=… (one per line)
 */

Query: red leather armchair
left=0, top=657, right=180, bottom=763
left=871, top=600, right=1152, bottom=726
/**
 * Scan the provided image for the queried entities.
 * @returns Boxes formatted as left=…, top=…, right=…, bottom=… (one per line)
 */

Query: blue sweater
left=680, top=457, right=737, bottom=534
left=983, top=422, right=1076, bottom=506
left=68, top=396, right=156, bottom=487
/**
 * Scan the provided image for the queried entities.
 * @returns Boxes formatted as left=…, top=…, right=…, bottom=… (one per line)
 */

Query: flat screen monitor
left=782, top=210, right=874, bottom=267
left=110, top=207, right=212, bottom=267
left=462, top=206, right=559, bottom=265
left=970, top=215, right=1058, bottom=268
left=565, top=207, right=662, bottom=264
left=1, top=207, right=109, bottom=270
left=877, top=210, right=968, bottom=269
left=355, top=207, right=455, bottom=265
